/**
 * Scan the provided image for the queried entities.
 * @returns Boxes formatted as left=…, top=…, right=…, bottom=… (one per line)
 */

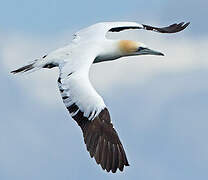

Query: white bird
left=11, top=21, right=189, bottom=173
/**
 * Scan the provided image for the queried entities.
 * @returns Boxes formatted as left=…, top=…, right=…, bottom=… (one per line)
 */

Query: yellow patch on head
left=119, top=40, right=138, bottom=54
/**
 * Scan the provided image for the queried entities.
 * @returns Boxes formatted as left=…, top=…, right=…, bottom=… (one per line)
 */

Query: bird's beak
left=138, top=48, right=164, bottom=56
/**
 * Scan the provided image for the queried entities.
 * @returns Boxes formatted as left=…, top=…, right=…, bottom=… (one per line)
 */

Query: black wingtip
left=10, top=63, right=34, bottom=75
left=10, top=69, right=22, bottom=74
left=180, top=21, right=190, bottom=28
left=184, top=22, right=190, bottom=28
left=142, top=21, right=190, bottom=34
left=10, top=70, right=16, bottom=74
left=168, top=21, right=190, bottom=33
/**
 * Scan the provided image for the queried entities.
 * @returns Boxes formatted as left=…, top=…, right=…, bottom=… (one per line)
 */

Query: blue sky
left=0, top=0, right=208, bottom=179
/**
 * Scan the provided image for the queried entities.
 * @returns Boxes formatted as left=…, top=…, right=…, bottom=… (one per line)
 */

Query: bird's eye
left=138, top=47, right=146, bottom=51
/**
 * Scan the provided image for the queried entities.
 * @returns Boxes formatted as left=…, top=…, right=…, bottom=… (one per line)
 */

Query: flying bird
left=11, top=21, right=190, bottom=173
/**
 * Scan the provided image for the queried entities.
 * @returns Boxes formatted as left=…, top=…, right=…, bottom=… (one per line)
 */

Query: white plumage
left=11, top=21, right=190, bottom=173
left=58, top=70, right=106, bottom=120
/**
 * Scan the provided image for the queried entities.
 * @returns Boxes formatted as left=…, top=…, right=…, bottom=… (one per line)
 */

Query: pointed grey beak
left=139, top=47, right=164, bottom=56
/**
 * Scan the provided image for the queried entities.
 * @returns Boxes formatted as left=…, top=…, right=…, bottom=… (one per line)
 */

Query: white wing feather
left=58, top=69, right=106, bottom=120
left=74, top=22, right=143, bottom=41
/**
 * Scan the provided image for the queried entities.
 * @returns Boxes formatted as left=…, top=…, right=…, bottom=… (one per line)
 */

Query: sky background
left=0, top=0, right=208, bottom=179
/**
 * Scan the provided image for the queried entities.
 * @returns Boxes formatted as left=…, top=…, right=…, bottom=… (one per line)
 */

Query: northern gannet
left=11, top=21, right=190, bottom=173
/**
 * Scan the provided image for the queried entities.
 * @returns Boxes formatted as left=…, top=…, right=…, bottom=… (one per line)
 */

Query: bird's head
left=93, top=39, right=164, bottom=63
left=118, top=40, right=164, bottom=57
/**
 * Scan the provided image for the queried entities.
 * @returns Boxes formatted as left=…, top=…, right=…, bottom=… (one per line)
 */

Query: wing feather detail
left=73, top=21, right=189, bottom=41
left=83, top=108, right=129, bottom=173
left=108, top=22, right=190, bottom=33
left=142, top=22, right=190, bottom=33
left=58, top=74, right=129, bottom=173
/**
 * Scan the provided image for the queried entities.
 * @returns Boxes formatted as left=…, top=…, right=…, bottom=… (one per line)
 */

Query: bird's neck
left=93, top=40, right=122, bottom=63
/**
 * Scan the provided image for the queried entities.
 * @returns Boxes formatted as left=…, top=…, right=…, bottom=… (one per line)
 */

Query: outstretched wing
left=74, top=21, right=190, bottom=41
left=58, top=72, right=129, bottom=173
left=109, top=22, right=190, bottom=33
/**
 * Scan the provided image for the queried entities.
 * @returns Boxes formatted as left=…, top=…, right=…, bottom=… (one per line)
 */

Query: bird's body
left=11, top=21, right=190, bottom=173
